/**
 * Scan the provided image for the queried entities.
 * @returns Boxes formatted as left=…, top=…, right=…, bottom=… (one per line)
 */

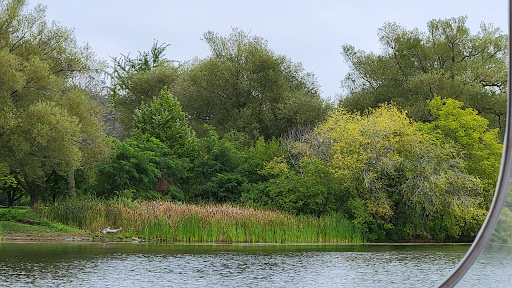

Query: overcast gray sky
left=28, top=0, right=508, bottom=99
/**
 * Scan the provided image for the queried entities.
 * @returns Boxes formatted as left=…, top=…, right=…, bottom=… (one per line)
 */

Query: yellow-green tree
left=0, top=0, right=111, bottom=205
left=419, top=96, right=502, bottom=195
left=315, top=105, right=486, bottom=240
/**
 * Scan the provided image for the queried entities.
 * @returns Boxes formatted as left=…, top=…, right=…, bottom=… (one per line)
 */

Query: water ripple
left=0, top=244, right=471, bottom=288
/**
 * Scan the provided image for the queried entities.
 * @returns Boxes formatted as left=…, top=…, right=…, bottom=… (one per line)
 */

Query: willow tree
left=0, top=0, right=111, bottom=205
left=340, top=16, right=507, bottom=134
left=175, top=28, right=328, bottom=141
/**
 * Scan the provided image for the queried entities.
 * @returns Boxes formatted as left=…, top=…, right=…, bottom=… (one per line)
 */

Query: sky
left=27, top=0, right=508, bottom=99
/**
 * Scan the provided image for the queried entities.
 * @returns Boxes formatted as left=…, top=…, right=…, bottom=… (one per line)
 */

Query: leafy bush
left=92, top=136, right=190, bottom=200
left=187, top=128, right=247, bottom=202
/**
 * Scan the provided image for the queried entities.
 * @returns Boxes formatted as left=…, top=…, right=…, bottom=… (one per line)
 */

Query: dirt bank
left=1, top=233, right=93, bottom=243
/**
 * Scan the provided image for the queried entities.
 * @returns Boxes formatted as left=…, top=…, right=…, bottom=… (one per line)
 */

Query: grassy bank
left=35, top=198, right=364, bottom=243
left=0, top=207, right=89, bottom=241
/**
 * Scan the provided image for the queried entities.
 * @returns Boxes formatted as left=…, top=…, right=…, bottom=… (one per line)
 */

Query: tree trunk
left=7, top=194, right=14, bottom=208
left=68, top=169, right=76, bottom=199
left=14, top=174, right=44, bottom=207
left=27, top=184, right=42, bottom=207
left=6, top=188, right=23, bottom=208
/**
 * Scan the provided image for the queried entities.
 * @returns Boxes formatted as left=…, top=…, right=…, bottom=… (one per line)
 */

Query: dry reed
left=38, top=198, right=363, bottom=243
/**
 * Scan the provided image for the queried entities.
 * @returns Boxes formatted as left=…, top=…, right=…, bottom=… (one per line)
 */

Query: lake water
left=0, top=242, right=487, bottom=287
left=1, top=242, right=511, bottom=287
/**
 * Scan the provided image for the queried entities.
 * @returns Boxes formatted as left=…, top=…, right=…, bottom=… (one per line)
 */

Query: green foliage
left=16, top=102, right=82, bottom=176
left=109, top=41, right=180, bottom=132
left=340, top=16, right=507, bottom=134
left=241, top=132, right=343, bottom=217
left=0, top=207, right=86, bottom=236
left=251, top=156, right=341, bottom=216
left=175, top=28, right=327, bottom=140
left=243, top=137, right=282, bottom=183
left=0, top=166, right=24, bottom=207
left=93, top=138, right=159, bottom=198
left=196, top=173, right=245, bottom=203
left=419, top=96, right=502, bottom=192
left=40, top=172, right=68, bottom=203
left=314, top=104, right=487, bottom=240
left=0, top=0, right=111, bottom=206
left=34, top=196, right=104, bottom=229
left=0, top=4, right=499, bottom=243
left=188, top=127, right=246, bottom=202
left=0, top=207, right=30, bottom=221
left=133, top=87, right=194, bottom=156
left=93, top=136, right=189, bottom=200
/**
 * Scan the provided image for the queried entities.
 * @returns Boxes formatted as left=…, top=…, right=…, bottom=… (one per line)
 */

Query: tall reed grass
left=35, top=198, right=364, bottom=243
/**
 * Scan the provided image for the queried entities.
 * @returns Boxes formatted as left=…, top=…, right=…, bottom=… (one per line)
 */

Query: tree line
left=0, top=0, right=505, bottom=241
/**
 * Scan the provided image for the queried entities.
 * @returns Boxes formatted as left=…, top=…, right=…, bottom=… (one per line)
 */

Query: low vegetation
left=0, top=207, right=87, bottom=241
left=35, top=198, right=363, bottom=243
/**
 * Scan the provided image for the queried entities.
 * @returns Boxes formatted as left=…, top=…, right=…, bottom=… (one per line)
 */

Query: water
left=0, top=243, right=475, bottom=287
left=456, top=243, right=512, bottom=287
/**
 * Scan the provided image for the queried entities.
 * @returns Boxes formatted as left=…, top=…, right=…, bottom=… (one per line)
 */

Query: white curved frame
left=437, top=2, right=512, bottom=287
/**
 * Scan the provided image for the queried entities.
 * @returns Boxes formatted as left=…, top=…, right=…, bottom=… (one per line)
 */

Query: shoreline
left=0, top=233, right=472, bottom=245
left=1, top=233, right=94, bottom=243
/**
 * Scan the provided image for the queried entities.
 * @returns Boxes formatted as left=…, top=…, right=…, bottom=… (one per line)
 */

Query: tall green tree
left=109, top=41, right=180, bottom=133
left=340, top=16, right=507, bottom=134
left=0, top=0, right=111, bottom=205
left=132, top=87, right=195, bottom=156
left=175, top=28, right=328, bottom=140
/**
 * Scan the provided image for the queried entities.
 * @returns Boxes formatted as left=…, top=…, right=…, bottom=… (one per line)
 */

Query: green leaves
left=341, top=16, right=507, bottom=134
left=188, top=128, right=246, bottom=202
left=94, top=137, right=189, bottom=200
left=421, top=96, right=502, bottom=191
left=1, top=101, right=82, bottom=185
left=133, top=87, right=193, bottom=156
left=176, top=28, right=327, bottom=140
left=0, top=0, right=111, bottom=205
left=260, top=156, right=341, bottom=216
left=309, top=103, right=487, bottom=240
left=109, top=41, right=179, bottom=132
